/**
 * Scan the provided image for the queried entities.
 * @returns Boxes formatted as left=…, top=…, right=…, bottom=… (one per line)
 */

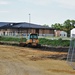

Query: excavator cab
left=20, top=33, right=41, bottom=47
left=28, top=33, right=38, bottom=40
left=26, top=33, right=40, bottom=47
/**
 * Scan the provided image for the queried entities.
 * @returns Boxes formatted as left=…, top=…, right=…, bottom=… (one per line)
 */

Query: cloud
left=19, top=0, right=75, bottom=9
left=54, top=0, right=75, bottom=9
left=55, top=0, right=75, bottom=6
left=29, top=0, right=52, bottom=5
left=18, top=0, right=53, bottom=5
left=0, top=10, right=9, bottom=13
left=0, top=0, right=10, bottom=5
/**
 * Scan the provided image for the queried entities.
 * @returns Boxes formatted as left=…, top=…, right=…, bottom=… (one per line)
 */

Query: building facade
left=0, top=22, right=55, bottom=37
left=55, top=30, right=67, bottom=37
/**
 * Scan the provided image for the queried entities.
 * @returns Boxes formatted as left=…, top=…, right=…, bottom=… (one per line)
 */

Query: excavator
left=19, top=33, right=41, bottom=47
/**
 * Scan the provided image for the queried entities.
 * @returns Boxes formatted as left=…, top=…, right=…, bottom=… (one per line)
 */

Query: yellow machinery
left=19, top=33, right=41, bottom=47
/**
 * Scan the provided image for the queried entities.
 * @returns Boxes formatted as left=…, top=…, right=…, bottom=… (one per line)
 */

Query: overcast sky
left=0, top=0, right=75, bottom=26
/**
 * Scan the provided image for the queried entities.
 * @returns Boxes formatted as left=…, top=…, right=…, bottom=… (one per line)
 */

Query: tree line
left=51, top=19, right=75, bottom=37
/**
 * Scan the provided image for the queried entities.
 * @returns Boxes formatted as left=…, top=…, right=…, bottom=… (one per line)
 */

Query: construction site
left=0, top=34, right=75, bottom=75
left=0, top=0, right=75, bottom=74
left=0, top=44, right=75, bottom=75
left=0, top=22, right=75, bottom=75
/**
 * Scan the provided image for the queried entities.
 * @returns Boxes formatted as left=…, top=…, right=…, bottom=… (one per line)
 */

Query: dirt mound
left=29, top=54, right=67, bottom=61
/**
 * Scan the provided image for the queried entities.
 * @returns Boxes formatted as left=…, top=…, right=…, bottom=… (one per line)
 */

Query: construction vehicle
left=19, top=33, right=41, bottom=47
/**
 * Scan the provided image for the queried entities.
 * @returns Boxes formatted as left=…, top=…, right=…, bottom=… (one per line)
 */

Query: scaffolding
left=67, top=38, right=75, bottom=69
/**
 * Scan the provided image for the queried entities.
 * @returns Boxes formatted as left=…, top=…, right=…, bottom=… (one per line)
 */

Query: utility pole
left=29, top=14, right=31, bottom=24
left=29, top=14, right=31, bottom=33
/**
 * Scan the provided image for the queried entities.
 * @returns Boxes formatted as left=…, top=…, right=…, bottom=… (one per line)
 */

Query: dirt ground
left=0, top=45, right=75, bottom=75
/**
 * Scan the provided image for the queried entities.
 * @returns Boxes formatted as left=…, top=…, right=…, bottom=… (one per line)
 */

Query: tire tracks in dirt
left=0, top=59, right=45, bottom=75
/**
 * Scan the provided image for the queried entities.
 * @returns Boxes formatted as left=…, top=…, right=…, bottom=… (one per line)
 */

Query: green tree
left=63, top=19, right=75, bottom=36
left=51, top=23, right=62, bottom=30
left=43, top=24, right=49, bottom=27
left=51, top=19, right=75, bottom=37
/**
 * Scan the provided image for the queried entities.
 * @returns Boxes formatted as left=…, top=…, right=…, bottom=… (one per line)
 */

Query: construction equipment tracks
left=0, top=41, right=69, bottom=52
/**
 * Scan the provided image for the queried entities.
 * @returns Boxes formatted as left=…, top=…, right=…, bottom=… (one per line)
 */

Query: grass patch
left=0, top=36, right=70, bottom=47
left=39, top=38, right=70, bottom=47
left=0, top=36, right=27, bottom=42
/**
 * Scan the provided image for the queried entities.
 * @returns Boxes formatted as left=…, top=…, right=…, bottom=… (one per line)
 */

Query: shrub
left=39, top=38, right=70, bottom=47
left=0, top=37, right=27, bottom=42
left=0, top=37, right=70, bottom=47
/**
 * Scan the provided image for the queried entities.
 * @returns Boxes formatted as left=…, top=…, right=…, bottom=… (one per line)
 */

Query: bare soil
left=0, top=45, right=75, bottom=75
